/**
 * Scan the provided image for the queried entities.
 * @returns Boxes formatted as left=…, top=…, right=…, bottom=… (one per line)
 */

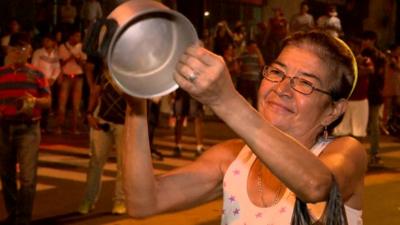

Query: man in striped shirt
left=0, top=32, right=51, bottom=225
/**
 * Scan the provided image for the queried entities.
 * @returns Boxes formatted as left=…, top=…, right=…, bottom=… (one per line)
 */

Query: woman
left=123, top=31, right=367, bottom=225
left=56, top=29, right=87, bottom=134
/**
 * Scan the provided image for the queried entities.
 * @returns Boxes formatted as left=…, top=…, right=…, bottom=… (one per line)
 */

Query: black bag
left=291, top=175, right=348, bottom=225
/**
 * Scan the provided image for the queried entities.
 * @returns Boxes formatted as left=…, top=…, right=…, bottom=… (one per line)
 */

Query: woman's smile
left=266, top=99, right=295, bottom=114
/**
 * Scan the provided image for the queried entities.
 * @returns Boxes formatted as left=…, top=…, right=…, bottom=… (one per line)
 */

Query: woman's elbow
left=126, top=208, right=149, bottom=219
left=300, top=177, right=332, bottom=203
left=126, top=204, right=157, bottom=219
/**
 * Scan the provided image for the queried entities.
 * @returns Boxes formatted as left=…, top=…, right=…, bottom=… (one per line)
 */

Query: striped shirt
left=239, top=51, right=262, bottom=81
left=0, top=64, right=50, bottom=121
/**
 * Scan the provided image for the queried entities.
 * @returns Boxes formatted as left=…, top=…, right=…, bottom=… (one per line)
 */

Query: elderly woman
left=123, top=31, right=367, bottom=225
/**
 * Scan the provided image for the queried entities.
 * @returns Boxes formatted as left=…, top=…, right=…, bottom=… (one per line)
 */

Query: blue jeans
left=0, top=122, right=40, bottom=225
left=82, top=119, right=125, bottom=204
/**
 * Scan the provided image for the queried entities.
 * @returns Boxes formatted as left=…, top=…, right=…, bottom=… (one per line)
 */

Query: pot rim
left=105, top=1, right=198, bottom=98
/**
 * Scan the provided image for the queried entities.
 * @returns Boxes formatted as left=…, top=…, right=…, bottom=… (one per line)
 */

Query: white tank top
left=221, top=138, right=363, bottom=225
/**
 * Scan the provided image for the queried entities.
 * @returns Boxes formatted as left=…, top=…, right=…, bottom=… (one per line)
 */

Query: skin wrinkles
left=270, top=60, right=324, bottom=86
left=258, top=46, right=333, bottom=145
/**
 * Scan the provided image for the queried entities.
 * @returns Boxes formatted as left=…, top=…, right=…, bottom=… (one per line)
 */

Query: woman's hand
left=174, top=45, right=238, bottom=108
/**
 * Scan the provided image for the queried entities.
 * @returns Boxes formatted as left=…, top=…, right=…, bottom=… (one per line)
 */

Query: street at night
left=1, top=0, right=400, bottom=224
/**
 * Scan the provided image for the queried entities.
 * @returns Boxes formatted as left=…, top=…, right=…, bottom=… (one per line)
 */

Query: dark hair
left=361, top=30, right=377, bottom=41
left=64, top=25, right=81, bottom=39
left=280, top=31, right=357, bottom=101
left=300, top=1, right=309, bottom=8
left=246, top=39, right=257, bottom=46
left=361, top=47, right=375, bottom=58
left=9, top=32, right=30, bottom=47
left=41, top=32, right=56, bottom=41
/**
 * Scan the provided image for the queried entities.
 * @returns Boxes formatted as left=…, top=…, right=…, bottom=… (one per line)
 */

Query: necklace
left=256, top=163, right=284, bottom=207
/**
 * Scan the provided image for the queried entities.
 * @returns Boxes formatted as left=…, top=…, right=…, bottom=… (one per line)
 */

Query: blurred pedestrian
left=1, top=19, right=21, bottom=66
left=172, top=89, right=205, bottom=157
left=290, top=1, right=315, bottom=33
left=237, top=40, right=265, bottom=107
left=80, top=0, right=103, bottom=32
left=316, top=4, right=342, bottom=38
left=265, top=7, right=288, bottom=64
left=382, top=44, right=400, bottom=131
left=254, top=22, right=268, bottom=62
left=0, top=32, right=51, bottom=225
left=147, top=98, right=164, bottom=161
left=232, top=21, right=247, bottom=56
left=360, top=30, right=386, bottom=167
left=31, top=33, right=61, bottom=133
left=223, top=43, right=240, bottom=86
left=59, top=0, right=78, bottom=32
left=333, top=38, right=371, bottom=138
left=78, top=55, right=126, bottom=215
left=213, top=20, right=233, bottom=56
left=56, top=28, right=87, bottom=134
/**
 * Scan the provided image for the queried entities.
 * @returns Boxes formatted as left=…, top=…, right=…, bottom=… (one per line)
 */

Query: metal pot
left=85, top=0, right=198, bottom=98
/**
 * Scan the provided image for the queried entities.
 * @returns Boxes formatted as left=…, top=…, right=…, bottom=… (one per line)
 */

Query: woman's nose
left=274, top=76, right=293, bottom=96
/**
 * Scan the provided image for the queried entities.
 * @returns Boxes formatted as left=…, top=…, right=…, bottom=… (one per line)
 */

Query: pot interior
left=108, top=11, right=198, bottom=98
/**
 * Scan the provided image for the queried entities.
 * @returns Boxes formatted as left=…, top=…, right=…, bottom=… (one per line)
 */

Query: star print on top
left=221, top=138, right=363, bottom=225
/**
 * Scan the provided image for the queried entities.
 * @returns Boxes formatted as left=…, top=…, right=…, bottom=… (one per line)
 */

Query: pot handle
left=83, top=18, right=118, bottom=57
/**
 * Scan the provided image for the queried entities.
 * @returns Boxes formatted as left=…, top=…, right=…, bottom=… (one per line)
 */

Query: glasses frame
left=262, top=65, right=332, bottom=97
left=8, top=46, right=29, bottom=54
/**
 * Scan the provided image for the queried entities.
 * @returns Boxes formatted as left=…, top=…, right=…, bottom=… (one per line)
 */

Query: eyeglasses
left=262, top=65, right=332, bottom=96
left=8, top=46, right=28, bottom=54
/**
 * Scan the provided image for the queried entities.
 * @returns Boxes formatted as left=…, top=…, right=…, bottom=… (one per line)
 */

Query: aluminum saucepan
left=85, top=0, right=198, bottom=98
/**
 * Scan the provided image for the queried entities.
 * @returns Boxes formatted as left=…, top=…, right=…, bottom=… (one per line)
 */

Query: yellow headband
left=334, top=37, right=358, bottom=99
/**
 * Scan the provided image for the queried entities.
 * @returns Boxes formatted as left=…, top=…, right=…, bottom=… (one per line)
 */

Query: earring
left=323, top=126, right=328, bottom=140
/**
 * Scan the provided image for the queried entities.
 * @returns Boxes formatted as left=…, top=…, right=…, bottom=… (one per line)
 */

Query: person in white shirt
left=32, top=34, right=61, bottom=84
left=56, top=29, right=87, bottom=134
left=32, top=33, right=61, bottom=132
left=317, top=4, right=342, bottom=38
left=290, top=1, right=315, bottom=33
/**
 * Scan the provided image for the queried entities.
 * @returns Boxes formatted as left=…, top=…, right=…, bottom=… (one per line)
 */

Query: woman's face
left=258, top=45, right=333, bottom=142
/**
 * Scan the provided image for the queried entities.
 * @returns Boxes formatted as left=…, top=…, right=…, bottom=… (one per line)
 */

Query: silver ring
left=188, top=72, right=197, bottom=82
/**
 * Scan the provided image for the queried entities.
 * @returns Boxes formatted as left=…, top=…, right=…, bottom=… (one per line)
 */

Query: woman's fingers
left=185, top=45, right=220, bottom=67
left=175, top=45, right=232, bottom=106
left=176, top=61, right=196, bottom=83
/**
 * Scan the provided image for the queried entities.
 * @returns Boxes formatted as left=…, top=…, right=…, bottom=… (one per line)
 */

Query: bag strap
left=320, top=175, right=348, bottom=225
left=291, top=174, right=348, bottom=225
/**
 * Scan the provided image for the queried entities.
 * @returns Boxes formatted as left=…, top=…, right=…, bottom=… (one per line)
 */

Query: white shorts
left=333, top=99, right=369, bottom=137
